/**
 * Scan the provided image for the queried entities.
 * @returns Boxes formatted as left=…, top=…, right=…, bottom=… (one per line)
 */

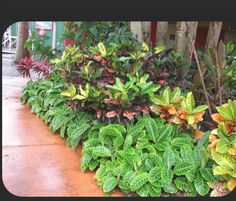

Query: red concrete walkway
left=2, top=76, right=123, bottom=197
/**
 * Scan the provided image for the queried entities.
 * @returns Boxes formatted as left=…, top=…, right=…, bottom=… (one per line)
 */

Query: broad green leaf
left=72, top=94, right=86, bottom=100
left=81, top=153, right=92, bottom=172
left=156, top=124, right=172, bottom=142
left=136, top=183, right=149, bottom=197
left=92, top=146, right=111, bottom=157
left=142, top=42, right=149, bottom=52
left=122, top=171, right=135, bottom=189
left=194, top=175, right=210, bottom=196
left=114, top=136, right=124, bottom=150
left=148, top=167, right=162, bottom=184
left=103, top=176, right=118, bottom=193
left=98, top=42, right=106, bottom=57
left=213, top=165, right=236, bottom=177
left=154, top=45, right=166, bottom=54
left=197, top=131, right=210, bottom=147
left=211, top=149, right=235, bottom=169
left=171, top=87, right=181, bottom=102
left=174, top=162, right=195, bottom=175
left=144, top=117, right=158, bottom=143
left=123, top=135, right=133, bottom=150
left=174, top=177, right=189, bottom=191
left=148, top=183, right=161, bottom=197
left=185, top=170, right=196, bottom=182
left=171, top=137, right=193, bottom=147
left=228, top=100, right=236, bottom=118
left=200, top=168, right=217, bottom=182
left=163, top=147, right=175, bottom=168
left=163, top=183, right=178, bottom=194
left=149, top=153, right=163, bottom=166
left=192, top=105, right=208, bottom=113
left=130, top=172, right=149, bottom=191
left=216, top=105, right=233, bottom=121
left=180, top=144, right=194, bottom=162
left=163, top=87, right=171, bottom=105
left=216, top=139, right=230, bottom=154
left=186, top=115, right=194, bottom=125
left=185, top=92, right=195, bottom=112
left=60, top=84, right=76, bottom=97
left=88, top=159, right=99, bottom=171
left=161, top=167, right=173, bottom=184
left=155, top=140, right=169, bottom=151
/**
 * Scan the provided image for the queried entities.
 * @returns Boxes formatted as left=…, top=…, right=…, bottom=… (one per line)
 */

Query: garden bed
left=16, top=21, right=236, bottom=197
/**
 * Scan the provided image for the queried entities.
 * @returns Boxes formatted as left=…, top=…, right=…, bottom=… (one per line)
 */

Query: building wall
left=9, top=21, right=65, bottom=50
left=161, top=22, right=236, bottom=50
left=223, top=31, right=236, bottom=43
left=165, top=23, right=176, bottom=50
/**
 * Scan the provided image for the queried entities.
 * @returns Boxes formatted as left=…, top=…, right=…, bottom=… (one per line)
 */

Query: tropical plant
left=61, top=21, right=140, bottom=50
left=150, top=87, right=208, bottom=131
left=24, top=30, right=57, bottom=60
left=17, top=56, right=51, bottom=79
left=208, top=99, right=236, bottom=196
left=20, top=72, right=96, bottom=149
left=17, top=56, right=34, bottom=79
left=81, top=115, right=217, bottom=197
left=54, top=42, right=165, bottom=122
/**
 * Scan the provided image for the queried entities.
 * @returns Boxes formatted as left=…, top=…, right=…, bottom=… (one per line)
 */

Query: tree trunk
left=141, top=21, right=151, bottom=45
left=156, top=22, right=168, bottom=46
left=204, top=21, right=223, bottom=64
left=185, top=21, right=198, bottom=65
left=173, top=22, right=187, bottom=53
left=130, top=21, right=143, bottom=43
left=15, top=21, right=29, bottom=62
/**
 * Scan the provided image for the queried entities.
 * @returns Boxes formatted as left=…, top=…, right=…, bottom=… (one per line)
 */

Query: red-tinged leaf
left=104, top=98, right=122, bottom=105
left=158, top=80, right=166, bottom=85
left=106, top=67, right=114, bottom=73
left=96, top=109, right=102, bottom=119
left=159, top=72, right=169, bottom=78
left=106, top=110, right=119, bottom=118
left=123, top=111, right=139, bottom=120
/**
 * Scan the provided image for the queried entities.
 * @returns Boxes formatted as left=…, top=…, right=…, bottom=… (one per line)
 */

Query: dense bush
left=208, top=100, right=236, bottom=196
left=51, top=42, right=167, bottom=122
left=81, top=116, right=217, bottom=196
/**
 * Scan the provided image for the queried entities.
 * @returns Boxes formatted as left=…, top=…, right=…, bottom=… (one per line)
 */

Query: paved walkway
left=2, top=55, right=122, bottom=196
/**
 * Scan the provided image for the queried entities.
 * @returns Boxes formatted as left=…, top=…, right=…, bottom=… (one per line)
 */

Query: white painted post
left=9, top=27, right=12, bottom=52
left=52, top=22, right=57, bottom=50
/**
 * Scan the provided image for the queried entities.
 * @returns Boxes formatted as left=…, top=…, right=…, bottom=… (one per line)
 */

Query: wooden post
left=156, top=22, right=168, bottom=46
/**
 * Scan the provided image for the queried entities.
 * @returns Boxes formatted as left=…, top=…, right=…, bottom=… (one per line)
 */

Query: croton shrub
left=208, top=99, right=236, bottom=196
left=52, top=42, right=167, bottom=123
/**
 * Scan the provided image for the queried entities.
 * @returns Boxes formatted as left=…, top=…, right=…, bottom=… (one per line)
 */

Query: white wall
left=165, top=23, right=176, bottom=49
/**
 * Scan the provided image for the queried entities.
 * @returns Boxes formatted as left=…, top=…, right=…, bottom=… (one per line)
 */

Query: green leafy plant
left=24, top=31, right=57, bottom=60
left=81, top=115, right=216, bottom=196
left=208, top=99, right=236, bottom=196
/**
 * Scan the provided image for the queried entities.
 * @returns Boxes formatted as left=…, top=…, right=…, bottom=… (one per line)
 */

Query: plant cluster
left=62, top=21, right=140, bottom=50
left=24, top=31, right=57, bottom=60
left=52, top=42, right=168, bottom=122
left=192, top=41, right=236, bottom=109
left=17, top=56, right=51, bottom=79
left=208, top=99, right=236, bottom=196
left=150, top=87, right=208, bottom=133
left=20, top=72, right=96, bottom=149
left=81, top=115, right=217, bottom=196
